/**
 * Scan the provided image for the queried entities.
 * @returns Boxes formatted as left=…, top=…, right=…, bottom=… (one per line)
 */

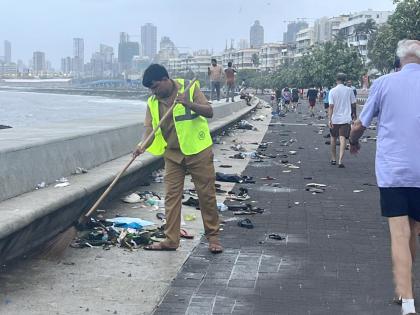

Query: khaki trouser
left=163, top=147, right=220, bottom=246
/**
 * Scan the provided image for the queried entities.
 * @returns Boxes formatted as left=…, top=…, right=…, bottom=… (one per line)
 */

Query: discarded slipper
left=143, top=243, right=177, bottom=251
left=238, top=218, right=254, bottom=229
left=234, top=210, right=255, bottom=215
left=269, top=234, right=285, bottom=240
left=227, top=204, right=249, bottom=211
left=182, top=197, right=200, bottom=207
left=180, top=228, right=194, bottom=239
left=156, top=213, right=166, bottom=221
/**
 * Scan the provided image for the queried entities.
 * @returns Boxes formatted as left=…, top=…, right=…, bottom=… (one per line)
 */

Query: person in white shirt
left=328, top=73, right=356, bottom=168
left=350, top=39, right=420, bottom=315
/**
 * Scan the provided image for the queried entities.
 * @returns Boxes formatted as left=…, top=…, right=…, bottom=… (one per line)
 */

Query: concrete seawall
left=0, top=98, right=259, bottom=263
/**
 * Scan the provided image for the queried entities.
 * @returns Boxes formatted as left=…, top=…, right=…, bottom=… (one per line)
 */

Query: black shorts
left=324, top=103, right=329, bottom=109
left=380, top=187, right=420, bottom=221
left=330, top=123, right=350, bottom=138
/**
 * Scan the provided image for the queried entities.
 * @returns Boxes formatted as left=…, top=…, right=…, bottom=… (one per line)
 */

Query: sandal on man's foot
left=330, top=160, right=336, bottom=165
left=143, top=242, right=177, bottom=251
left=208, top=241, right=223, bottom=254
left=180, top=228, right=194, bottom=239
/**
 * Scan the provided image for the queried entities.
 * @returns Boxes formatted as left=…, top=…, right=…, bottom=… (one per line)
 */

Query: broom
left=41, top=78, right=197, bottom=258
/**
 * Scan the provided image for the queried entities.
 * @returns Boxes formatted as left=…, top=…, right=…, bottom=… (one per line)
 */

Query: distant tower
left=141, top=23, right=157, bottom=59
left=33, top=51, right=46, bottom=74
left=118, top=32, right=140, bottom=71
left=283, top=21, right=308, bottom=43
left=4, top=40, right=11, bottom=63
left=250, top=20, right=264, bottom=48
left=73, top=38, right=84, bottom=74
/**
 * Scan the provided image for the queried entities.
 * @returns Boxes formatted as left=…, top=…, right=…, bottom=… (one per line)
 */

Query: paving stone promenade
left=154, top=100, right=412, bottom=315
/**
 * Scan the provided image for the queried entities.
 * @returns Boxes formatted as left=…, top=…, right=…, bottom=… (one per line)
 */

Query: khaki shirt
left=208, top=65, right=223, bottom=82
left=144, top=79, right=210, bottom=163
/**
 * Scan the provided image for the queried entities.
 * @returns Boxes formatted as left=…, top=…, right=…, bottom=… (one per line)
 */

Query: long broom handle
left=83, top=78, right=197, bottom=219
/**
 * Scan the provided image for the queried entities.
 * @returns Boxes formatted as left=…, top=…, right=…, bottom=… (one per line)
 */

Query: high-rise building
left=283, top=21, right=309, bottom=43
left=238, top=39, right=249, bottom=50
left=141, top=23, right=157, bottom=59
left=73, top=38, right=84, bottom=74
left=61, top=57, right=72, bottom=74
left=33, top=51, right=46, bottom=74
left=157, top=36, right=179, bottom=63
left=4, top=40, right=11, bottom=63
left=250, top=20, right=264, bottom=48
left=118, top=32, right=140, bottom=71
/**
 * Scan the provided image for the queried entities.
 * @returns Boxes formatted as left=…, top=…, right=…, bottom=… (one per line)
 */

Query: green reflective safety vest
left=146, top=78, right=213, bottom=156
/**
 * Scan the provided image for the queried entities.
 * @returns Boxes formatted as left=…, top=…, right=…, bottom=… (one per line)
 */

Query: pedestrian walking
left=281, top=86, right=292, bottom=111
left=134, top=64, right=223, bottom=254
left=224, top=61, right=236, bottom=102
left=306, top=86, right=318, bottom=117
left=349, top=39, right=420, bottom=315
left=323, top=86, right=330, bottom=115
left=328, top=73, right=356, bottom=168
left=291, top=87, right=300, bottom=111
left=208, top=58, right=223, bottom=102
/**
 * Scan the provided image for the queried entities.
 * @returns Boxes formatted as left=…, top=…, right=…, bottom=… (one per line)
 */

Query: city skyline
left=0, top=0, right=395, bottom=68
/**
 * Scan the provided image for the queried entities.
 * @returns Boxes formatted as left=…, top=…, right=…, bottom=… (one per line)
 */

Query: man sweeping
left=133, top=64, right=223, bottom=253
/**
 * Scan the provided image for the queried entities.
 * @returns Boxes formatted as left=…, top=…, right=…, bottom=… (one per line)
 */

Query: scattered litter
left=237, top=120, right=256, bottom=130
left=151, top=169, right=164, bottom=183
left=184, top=214, right=197, bottom=221
left=36, top=182, right=47, bottom=189
left=269, top=234, right=285, bottom=241
left=156, top=213, right=166, bottom=221
left=222, top=217, right=239, bottom=223
left=219, top=164, right=232, bottom=168
left=306, top=183, right=327, bottom=188
left=260, top=176, right=276, bottom=180
left=216, top=172, right=255, bottom=184
left=73, top=167, right=88, bottom=174
left=282, top=170, right=291, bottom=173
left=231, top=144, right=246, bottom=152
left=294, top=202, right=300, bottom=205
left=217, top=202, right=228, bottom=212
left=54, top=177, right=69, bottom=188
left=353, top=190, right=364, bottom=193
left=121, top=193, right=142, bottom=204
left=289, top=151, right=297, bottom=155
left=55, top=182, right=70, bottom=188
left=237, top=218, right=254, bottom=229
left=251, top=115, right=265, bottom=121
left=106, top=217, right=154, bottom=229
left=182, top=197, right=200, bottom=208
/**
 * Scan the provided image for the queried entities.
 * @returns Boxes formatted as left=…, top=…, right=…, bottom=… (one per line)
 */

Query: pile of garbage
left=71, top=216, right=162, bottom=250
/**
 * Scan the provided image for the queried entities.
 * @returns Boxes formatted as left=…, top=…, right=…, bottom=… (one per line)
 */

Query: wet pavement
left=154, top=100, right=411, bottom=315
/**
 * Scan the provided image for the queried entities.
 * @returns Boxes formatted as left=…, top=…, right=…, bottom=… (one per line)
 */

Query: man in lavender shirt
left=349, top=39, right=420, bottom=315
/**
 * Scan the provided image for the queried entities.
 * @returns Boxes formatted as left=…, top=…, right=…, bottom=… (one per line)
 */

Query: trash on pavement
left=121, top=193, right=142, bottom=203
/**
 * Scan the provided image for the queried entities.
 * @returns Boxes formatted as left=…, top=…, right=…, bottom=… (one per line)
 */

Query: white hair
left=396, top=39, right=420, bottom=60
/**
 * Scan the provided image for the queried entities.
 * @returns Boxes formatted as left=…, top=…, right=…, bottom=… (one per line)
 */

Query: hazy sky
left=0, top=0, right=396, bottom=68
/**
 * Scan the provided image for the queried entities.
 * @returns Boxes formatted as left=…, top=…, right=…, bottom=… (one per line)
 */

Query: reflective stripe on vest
left=146, top=78, right=213, bottom=156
